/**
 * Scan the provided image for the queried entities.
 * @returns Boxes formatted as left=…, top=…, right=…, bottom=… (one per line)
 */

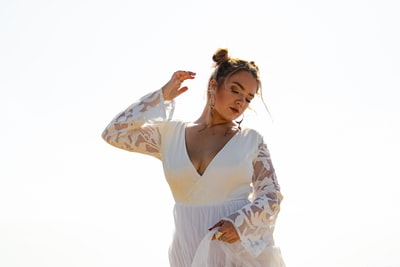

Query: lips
left=230, top=107, right=240, bottom=114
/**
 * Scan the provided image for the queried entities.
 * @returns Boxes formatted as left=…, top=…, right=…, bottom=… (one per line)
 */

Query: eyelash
left=231, top=88, right=252, bottom=103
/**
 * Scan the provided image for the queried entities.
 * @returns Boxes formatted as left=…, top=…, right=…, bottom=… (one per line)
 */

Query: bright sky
left=1, top=0, right=399, bottom=266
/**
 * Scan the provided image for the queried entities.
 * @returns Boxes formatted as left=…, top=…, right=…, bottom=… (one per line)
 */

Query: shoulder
left=165, top=119, right=186, bottom=129
left=239, top=127, right=271, bottom=159
left=161, top=119, right=187, bottom=137
left=240, top=127, right=264, bottom=143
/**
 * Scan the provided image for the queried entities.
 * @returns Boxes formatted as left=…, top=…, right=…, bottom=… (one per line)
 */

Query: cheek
left=215, top=91, right=231, bottom=104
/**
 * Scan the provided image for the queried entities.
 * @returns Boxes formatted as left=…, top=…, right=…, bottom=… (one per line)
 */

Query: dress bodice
left=161, top=121, right=258, bottom=205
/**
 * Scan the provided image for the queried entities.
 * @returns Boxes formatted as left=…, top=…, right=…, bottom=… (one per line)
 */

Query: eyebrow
left=232, top=81, right=255, bottom=98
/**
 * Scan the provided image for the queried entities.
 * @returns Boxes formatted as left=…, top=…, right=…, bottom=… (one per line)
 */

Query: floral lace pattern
left=102, top=90, right=174, bottom=159
left=225, top=142, right=283, bottom=256
left=102, top=89, right=282, bottom=257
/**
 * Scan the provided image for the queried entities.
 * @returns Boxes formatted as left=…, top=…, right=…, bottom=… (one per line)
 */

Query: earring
left=235, top=114, right=244, bottom=131
left=209, top=96, right=215, bottom=118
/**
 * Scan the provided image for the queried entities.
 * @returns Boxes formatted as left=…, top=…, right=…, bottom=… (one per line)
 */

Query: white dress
left=102, top=89, right=286, bottom=267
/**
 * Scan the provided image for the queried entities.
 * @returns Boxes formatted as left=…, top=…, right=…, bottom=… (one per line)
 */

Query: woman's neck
left=192, top=107, right=238, bottom=135
left=195, top=107, right=232, bottom=127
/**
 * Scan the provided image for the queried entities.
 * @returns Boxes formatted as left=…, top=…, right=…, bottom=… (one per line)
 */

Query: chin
left=233, top=114, right=242, bottom=120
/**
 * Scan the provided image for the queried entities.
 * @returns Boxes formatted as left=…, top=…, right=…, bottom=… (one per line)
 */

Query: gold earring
left=209, top=97, right=215, bottom=116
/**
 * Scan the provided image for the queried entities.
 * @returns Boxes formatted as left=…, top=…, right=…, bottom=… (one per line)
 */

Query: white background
left=1, top=0, right=399, bottom=266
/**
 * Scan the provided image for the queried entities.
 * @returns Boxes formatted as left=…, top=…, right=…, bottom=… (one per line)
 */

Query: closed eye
left=231, top=88, right=240, bottom=94
left=231, top=87, right=252, bottom=103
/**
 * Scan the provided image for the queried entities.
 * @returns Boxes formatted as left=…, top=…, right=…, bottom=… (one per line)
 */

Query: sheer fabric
left=102, top=89, right=285, bottom=267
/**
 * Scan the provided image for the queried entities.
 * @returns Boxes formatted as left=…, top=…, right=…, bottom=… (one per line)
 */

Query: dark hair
left=210, top=48, right=270, bottom=116
left=210, top=48, right=261, bottom=91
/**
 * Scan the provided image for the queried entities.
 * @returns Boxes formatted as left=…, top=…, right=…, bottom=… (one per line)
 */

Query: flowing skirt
left=169, top=200, right=285, bottom=267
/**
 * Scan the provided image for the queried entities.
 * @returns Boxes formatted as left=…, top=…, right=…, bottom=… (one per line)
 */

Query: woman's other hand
left=162, top=70, right=196, bottom=101
left=209, top=220, right=240, bottom=243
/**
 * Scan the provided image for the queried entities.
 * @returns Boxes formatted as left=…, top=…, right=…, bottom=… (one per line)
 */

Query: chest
left=185, top=128, right=237, bottom=176
left=161, top=122, right=257, bottom=204
left=161, top=122, right=257, bottom=180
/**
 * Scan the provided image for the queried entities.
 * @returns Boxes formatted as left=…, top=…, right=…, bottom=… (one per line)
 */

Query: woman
left=102, top=48, right=285, bottom=267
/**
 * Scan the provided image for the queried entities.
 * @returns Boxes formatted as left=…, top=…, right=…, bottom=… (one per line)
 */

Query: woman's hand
left=162, top=70, right=196, bottom=101
left=209, top=220, right=240, bottom=243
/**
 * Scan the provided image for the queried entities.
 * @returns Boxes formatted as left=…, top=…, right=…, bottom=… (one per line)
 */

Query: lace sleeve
left=224, top=140, right=283, bottom=256
left=101, top=89, right=174, bottom=159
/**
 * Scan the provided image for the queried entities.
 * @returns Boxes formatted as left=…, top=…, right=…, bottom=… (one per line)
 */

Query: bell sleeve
left=224, top=139, right=283, bottom=257
left=101, top=89, right=174, bottom=159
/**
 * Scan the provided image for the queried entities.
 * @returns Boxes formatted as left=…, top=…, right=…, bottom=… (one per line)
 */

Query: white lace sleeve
left=224, top=140, right=283, bottom=257
left=101, top=89, right=174, bottom=159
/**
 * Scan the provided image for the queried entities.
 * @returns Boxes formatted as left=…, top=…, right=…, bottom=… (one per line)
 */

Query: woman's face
left=212, top=70, right=258, bottom=122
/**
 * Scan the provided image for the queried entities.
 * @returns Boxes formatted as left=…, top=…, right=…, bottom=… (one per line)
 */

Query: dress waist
left=172, top=199, right=249, bottom=233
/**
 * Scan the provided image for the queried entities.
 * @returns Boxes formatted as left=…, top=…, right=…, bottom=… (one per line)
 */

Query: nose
left=235, top=94, right=246, bottom=105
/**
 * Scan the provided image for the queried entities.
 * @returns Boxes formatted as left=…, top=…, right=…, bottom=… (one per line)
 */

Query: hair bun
left=212, top=48, right=229, bottom=66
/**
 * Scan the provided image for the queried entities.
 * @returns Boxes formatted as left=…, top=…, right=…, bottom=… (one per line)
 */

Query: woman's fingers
left=208, top=220, right=224, bottom=231
left=174, top=70, right=196, bottom=83
left=210, top=220, right=240, bottom=243
left=162, top=71, right=195, bottom=101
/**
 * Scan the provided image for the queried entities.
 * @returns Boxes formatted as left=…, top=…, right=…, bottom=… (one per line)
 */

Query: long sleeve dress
left=102, top=89, right=286, bottom=267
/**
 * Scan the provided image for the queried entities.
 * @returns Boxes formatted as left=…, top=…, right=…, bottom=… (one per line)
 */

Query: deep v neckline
left=183, top=123, right=238, bottom=177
